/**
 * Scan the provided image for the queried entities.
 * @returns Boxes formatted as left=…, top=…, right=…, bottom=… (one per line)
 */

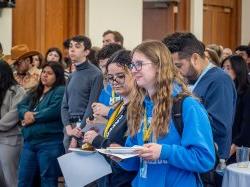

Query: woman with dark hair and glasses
left=83, top=50, right=136, bottom=187
left=0, top=60, right=25, bottom=187
left=222, top=55, right=250, bottom=163
left=17, top=62, right=65, bottom=187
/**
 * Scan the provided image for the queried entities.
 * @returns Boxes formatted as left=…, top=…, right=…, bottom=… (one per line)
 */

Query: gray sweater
left=61, top=61, right=103, bottom=128
left=0, top=85, right=25, bottom=145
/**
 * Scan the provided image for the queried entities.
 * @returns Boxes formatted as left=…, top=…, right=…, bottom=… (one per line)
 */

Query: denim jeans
left=18, top=140, right=64, bottom=187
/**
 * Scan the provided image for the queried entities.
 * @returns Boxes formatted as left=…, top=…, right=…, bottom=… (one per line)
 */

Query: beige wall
left=190, top=0, right=203, bottom=40
left=85, top=0, right=143, bottom=49
left=0, top=9, right=12, bottom=54
left=241, top=0, right=250, bottom=45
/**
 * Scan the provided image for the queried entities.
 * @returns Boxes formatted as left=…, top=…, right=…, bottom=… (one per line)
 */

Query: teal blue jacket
left=18, top=86, right=65, bottom=144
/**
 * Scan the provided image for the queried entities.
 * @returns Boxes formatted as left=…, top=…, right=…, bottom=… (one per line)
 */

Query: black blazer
left=232, top=86, right=250, bottom=147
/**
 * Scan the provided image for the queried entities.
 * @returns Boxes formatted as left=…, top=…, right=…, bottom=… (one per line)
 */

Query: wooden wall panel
left=67, top=0, right=85, bottom=37
left=203, top=6, right=232, bottom=47
left=143, top=0, right=190, bottom=41
left=204, top=0, right=233, bottom=8
left=143, top=2, right=175, bottom=40
left=12, top=0, right=85, bottom=55
left=12, top=0, right=37, bottom=50
left=176, top=0, right=190, bottom=31
left=78, top=0, right=85, bottom=35
left=231, top=0, right=241, bottom=48
left=44, top=0, right=67, bottom=49
left=203, top=0, right=241, bottom=49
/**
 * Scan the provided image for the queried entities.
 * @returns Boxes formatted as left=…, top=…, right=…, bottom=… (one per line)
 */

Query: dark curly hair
left=97, top=43, right=123, bottom=61
left=45, top=47, right=63, bottom=63
left=0, top=60, right=17, bottom=107
left=162, top=32, right=205, bottom=59
left=106, top=49, right=132, bottom=72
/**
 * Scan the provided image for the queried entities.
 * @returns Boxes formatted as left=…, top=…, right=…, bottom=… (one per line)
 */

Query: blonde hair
left=127, top=40, right=191, bottom=139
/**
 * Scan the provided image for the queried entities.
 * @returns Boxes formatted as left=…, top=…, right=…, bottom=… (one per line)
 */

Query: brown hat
left=8, top=44, right=41, bottom=65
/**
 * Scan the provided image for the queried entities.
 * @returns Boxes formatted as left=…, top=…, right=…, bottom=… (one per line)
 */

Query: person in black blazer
left=222, top=55, right=250, bottom=163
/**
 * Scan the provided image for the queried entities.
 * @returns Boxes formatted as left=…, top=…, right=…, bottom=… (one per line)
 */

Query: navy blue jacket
left=193, top=67, right=237, bottom=158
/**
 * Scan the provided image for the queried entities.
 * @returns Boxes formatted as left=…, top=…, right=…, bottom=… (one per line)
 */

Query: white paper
left=106, top=146, right=141, bottom=154
left=68, top=148, right=95, bottom=154
left=58, top=152, right=112, bottom=187
left=96, top=148, right=139, bottom=160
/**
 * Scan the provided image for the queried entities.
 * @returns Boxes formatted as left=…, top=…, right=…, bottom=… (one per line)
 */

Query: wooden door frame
left=12, top=0, right=85, bottom=54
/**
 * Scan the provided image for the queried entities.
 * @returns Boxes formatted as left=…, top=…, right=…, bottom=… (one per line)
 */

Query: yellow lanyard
left=143, top=108, right=152, bottom=143
left=104, top=101, right=124, bottom=138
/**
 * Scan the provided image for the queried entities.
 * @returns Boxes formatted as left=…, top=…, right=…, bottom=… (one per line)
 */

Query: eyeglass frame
left=106, top=73, right=126, bottom=84
left=128, top=60, right=153, bottom=71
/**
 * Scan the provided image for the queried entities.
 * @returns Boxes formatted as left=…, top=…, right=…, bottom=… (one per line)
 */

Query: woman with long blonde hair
left=117, top=41, right=215, bottom=187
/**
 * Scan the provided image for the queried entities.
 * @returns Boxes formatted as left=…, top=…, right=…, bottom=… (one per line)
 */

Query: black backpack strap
left=172, top=95, right=189, bottom=137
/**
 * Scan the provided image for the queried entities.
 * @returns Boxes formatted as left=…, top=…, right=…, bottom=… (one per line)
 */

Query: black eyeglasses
left=107, top=73, right=126, bottom=84
left=128, top=60, right=153, bottom=71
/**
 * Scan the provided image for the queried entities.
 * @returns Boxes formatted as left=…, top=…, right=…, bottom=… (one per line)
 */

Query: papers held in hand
left=106, top=146, right=140, bottom=154
left=68, top=148, right=96, bottom=154
left=96, top=145, right=143, bottom=160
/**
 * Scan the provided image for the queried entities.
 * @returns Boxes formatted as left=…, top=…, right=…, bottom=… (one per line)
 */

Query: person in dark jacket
left=163, top=32, right=237, bottom=159
left=83, top=50, right=136, bottom=187
left=222, top=55, right=250, bottom=163
left=163, top=33, right=236, bottom=186
left=17, top=62, right=65, bottom=187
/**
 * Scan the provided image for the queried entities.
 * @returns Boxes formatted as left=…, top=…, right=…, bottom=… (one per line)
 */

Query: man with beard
left=163, top=32, right=237, bottom=186
left=8, top=44, right=41, bottom=90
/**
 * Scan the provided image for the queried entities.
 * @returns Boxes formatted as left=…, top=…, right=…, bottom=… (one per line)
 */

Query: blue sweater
left=98, top=84, right=113, bottom=106
left=18, top=86, right=65, bottom=145
left=98, top=84, right=122, bottom=118
left=119, top=95, right=215, bottom=187
left=193, top=67, right=237, bottom=158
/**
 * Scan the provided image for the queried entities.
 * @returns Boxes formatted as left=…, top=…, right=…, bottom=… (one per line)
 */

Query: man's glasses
left=107, top=73, right=126, bottom=84
left=128, top=60, right=153, bottom=71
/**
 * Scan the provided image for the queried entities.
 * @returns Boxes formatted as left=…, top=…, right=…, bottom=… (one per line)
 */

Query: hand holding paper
left=135, top=143, right=162, bottom=160
left=96, top=145, right=143, bottom=160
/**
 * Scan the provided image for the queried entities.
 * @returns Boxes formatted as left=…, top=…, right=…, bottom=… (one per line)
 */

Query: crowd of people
left=0, top=30, right=250, bottom=187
